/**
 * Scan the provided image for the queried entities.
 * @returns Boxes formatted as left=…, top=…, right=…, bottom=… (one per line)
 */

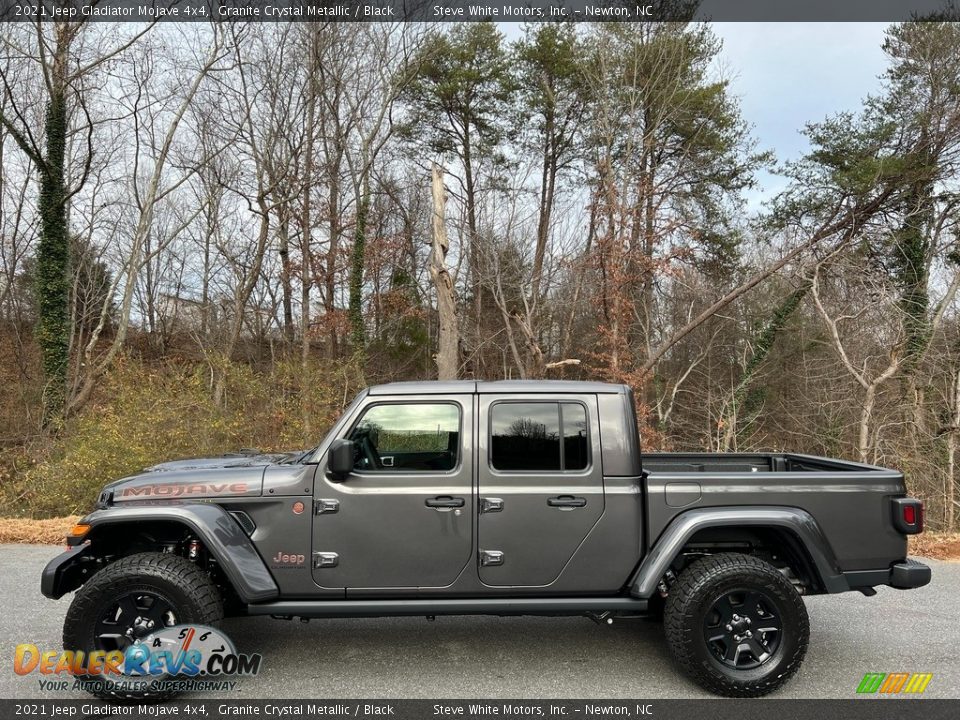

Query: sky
left=500, top=21, right=893, bottom=210
left=711, top=23, right=891, bottom=207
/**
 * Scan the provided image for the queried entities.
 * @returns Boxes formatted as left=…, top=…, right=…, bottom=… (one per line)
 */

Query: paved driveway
left=2, top=545, right=956, bottom=699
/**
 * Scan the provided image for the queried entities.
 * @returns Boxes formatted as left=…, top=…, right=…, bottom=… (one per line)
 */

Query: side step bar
left=246, top=597, right=649, bottom=619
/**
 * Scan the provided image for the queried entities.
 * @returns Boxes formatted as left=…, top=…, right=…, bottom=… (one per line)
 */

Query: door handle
left=425, top=496, right=465, bottom=509
left=547, top=495, right=587, bottom=508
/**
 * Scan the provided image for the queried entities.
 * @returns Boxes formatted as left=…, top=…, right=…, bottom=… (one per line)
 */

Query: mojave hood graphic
left=102, top=450, right=305, bottom=500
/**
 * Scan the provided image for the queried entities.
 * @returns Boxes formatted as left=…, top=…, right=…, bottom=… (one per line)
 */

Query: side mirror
left=327, top=438, right=355, bottom=481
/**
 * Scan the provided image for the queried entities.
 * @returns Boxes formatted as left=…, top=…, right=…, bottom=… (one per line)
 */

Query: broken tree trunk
left=430, top=163, right=459, bottom=380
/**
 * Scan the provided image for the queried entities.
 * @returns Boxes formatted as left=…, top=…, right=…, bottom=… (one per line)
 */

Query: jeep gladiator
left=41, top=380, right=931, bottom=698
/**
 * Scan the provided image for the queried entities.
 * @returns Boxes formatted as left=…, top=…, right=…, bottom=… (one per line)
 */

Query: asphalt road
left=2, top=544, right=958, bottom=700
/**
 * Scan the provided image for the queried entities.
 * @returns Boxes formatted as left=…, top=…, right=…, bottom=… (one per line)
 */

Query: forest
left=1, top=19, right=959, bottom=529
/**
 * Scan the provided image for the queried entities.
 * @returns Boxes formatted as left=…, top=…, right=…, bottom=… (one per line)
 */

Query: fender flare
left=628, top=506, right=847, bottom=598
left=41, top=504, right=279, bottom=603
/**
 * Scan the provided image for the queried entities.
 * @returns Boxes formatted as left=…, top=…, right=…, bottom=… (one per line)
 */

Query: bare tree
left=70, top=26, right=229, bottom=412
left=430, top=164, right=459, bottom=380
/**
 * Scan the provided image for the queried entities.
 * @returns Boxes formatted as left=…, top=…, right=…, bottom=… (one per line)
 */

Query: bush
left=3, top=354, right=359, bottom=518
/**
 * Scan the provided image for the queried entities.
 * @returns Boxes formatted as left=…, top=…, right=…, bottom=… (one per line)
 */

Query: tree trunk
left=462, top=127, right=481, bottom=342
left=35, top=37, right=71, bottom=422
left=430, top=164, right=459, bottom=380
left=324, top=165, right=341, bottom=357
left=530, top=112, right=555, bottom=305
left=859, top=385, right=877, bottom=463
left=947, top=365, right=960, bottom=531
left=299, top=29, right=320, bottom=435
left=277, top=206, right=295, bottom=345
left=348, top=185, right=368, bottom=350
left=721, top=280, right=811, bottom=450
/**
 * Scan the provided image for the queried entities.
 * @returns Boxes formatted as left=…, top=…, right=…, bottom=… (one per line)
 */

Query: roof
left=366, top=380, right=626, bottom=396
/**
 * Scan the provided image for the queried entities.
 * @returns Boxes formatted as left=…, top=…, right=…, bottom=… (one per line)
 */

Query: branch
left=0, top=107, right=42, bottom=168
left=640, top=184, right=898, bottom=374
left=810, top=261, right=869, bottom=389
left=545, top=359, right=581, bottom=370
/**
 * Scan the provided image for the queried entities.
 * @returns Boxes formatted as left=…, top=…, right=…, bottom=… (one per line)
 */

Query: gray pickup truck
left=42, top=380, right=930, bottom=698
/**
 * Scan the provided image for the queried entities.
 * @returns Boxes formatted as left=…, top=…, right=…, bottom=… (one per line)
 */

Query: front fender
left=629, top=506, right=847, bottom=598
left=40, top=504, right=279, bottom=603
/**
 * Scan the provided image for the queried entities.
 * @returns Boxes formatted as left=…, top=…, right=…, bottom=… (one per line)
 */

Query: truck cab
left=305, top=380, right=641, bottom=595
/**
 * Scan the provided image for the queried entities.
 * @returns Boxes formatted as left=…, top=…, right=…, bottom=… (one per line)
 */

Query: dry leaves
left=0, top=516, right=79, bottom=545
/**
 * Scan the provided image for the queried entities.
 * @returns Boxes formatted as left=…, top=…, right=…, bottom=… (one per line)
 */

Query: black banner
left=2, top=700, right=960, bottom=720
left=0, top=0, right=958, bottom=23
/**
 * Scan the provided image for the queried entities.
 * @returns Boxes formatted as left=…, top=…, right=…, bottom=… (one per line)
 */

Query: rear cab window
left=489, top=401, right=589, bottom=472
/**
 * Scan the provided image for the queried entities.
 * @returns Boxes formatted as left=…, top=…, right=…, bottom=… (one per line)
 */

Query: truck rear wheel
left=63, top=552, right=223, bottom=701
left=664, top=553, right=809, bottom=697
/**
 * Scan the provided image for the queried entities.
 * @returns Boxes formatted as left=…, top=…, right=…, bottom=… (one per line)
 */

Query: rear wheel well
left=666, top=526, right=824, bottom=595
left=82, top=520, right=243, bottom=613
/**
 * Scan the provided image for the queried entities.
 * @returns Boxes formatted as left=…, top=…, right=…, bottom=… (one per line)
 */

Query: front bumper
left=843, top=558, right=931, bottom=592
left=40, top=544, right=95, bottom=599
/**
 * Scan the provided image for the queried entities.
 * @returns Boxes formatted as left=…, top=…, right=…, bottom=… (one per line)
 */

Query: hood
left=142, top=451, right=301, bottom=473
left=102, top=450, right=304, bottom=503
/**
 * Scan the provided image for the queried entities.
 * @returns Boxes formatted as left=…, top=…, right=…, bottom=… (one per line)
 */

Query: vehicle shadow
left=219, top=614, right=694, bottom=698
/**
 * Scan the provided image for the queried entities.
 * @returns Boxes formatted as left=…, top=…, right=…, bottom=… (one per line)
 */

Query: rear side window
left=490, top=402, right=589, bottom=472
left=349, top=403, right=460, bottom=472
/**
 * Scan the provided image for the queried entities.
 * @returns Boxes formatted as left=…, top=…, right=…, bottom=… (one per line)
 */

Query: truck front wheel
left=63, top=552, right=223, bottom=701
left=664, top=553, right=809, bottom=697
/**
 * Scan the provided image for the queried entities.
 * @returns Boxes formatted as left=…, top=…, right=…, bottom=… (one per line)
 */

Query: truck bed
left=642, top=452, right=885, bottom=474
left=640, top=452, right=907, bottom=574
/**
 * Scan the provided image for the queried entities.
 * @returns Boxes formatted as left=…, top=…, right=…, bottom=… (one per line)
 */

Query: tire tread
left=664, top=552, right=809, bottom=697
left=63, top=552, right=223, bottom=701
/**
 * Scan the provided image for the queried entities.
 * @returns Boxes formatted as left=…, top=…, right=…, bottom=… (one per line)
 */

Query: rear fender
left=629, top=506, right=847, bottom=597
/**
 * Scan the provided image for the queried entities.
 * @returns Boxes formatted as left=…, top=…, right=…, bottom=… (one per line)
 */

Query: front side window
left=490, top=402, right=589, bottom=472
left=349, top=403, right=460, bottom=472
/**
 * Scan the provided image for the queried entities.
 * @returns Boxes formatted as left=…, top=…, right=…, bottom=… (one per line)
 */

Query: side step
left=246, top=597, right=649, bottom=619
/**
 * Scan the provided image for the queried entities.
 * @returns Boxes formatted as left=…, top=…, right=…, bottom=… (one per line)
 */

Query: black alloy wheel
left=93, top=590, right=178, bottom=653
left=702, top=588, right=783, bottom=669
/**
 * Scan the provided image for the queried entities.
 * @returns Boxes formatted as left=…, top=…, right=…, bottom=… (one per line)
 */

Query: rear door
left=476, top=394, right=604, bottom=588
left=312, top=396, right=473, bottom=591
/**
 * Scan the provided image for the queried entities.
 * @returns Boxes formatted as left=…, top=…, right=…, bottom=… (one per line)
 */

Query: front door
left=477, top=395, right=604, bottom=588
left=312, top=397, right=473, bottom=591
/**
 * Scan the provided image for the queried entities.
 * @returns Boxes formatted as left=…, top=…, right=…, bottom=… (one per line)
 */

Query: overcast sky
left=712, top=22, right=891, bottom=206
left=501, top=22, right=892, bottom=210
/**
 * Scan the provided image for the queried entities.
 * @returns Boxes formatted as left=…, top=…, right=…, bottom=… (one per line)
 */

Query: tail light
left=892, top=498, right=924, bottom=534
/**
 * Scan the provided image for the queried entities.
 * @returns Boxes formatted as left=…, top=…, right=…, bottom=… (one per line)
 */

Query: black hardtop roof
left=366, top=380, right=628, bottom=396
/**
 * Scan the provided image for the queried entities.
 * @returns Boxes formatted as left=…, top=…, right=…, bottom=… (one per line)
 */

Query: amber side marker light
left=65, top=524, right=91, bottom=547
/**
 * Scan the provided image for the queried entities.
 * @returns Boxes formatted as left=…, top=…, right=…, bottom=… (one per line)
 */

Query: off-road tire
left=63, top=552, right=223, bottom=701
left=664, top=553, right=809, bottom=697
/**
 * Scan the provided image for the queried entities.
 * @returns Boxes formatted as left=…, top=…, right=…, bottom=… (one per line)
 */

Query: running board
left=246, top=597, right=648, bottom=619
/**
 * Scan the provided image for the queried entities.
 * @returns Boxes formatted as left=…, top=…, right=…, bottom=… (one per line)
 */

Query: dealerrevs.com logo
left=856, top=672, right=933, bottom=695
left=15, top=624, right=262, bottom=694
